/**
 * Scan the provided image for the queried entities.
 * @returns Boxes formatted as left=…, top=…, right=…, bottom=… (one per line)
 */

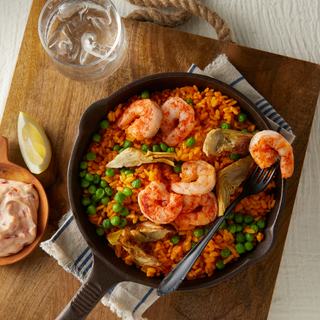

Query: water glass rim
left=38, top=0, right=123, bottom=68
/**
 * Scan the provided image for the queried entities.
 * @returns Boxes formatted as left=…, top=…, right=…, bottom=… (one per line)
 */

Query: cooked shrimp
left=175, top=192, right=218, bottom=228
left=171, top=160, right=216, bottom=195
left=249, top=130, right=294, bottom=178
left=160, top=97, right=195, bottom=146
left=138, top=181, right=183, bottom=224
left=116, top=99, right=163, bottom=140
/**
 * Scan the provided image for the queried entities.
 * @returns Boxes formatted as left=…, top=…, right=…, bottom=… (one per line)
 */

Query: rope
left=126, top=0, right=234, bottom=43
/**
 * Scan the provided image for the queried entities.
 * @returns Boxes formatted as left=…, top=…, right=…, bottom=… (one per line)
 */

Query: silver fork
left=157, top=162, right=280, bottom=296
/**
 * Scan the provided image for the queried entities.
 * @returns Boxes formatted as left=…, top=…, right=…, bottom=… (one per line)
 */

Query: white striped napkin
left=40, top=54, right=295, bottom=320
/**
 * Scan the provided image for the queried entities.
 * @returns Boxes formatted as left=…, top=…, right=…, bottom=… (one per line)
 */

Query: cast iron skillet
left=58, top=73, right=287, bottom=319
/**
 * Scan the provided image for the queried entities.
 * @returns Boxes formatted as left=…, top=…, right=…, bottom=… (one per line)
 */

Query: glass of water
left=38, top=0, right=127, bottom=82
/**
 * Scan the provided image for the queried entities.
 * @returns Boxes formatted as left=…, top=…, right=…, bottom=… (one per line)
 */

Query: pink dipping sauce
left=0, top=178, right=39, bottom=257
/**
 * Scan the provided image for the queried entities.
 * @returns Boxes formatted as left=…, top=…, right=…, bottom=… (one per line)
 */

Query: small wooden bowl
left=0, top=136, right=49, bottom=265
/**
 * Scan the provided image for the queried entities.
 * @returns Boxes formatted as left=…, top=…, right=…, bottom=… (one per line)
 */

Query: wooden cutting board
left=1, top=0, right=320, bottom=319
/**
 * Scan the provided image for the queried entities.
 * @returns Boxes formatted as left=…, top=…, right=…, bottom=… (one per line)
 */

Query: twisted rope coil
left=126, top=0, right=234, bottom=43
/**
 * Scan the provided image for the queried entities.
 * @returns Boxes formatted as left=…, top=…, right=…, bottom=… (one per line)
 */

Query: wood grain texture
left=0, top=0, right=320, bottom=319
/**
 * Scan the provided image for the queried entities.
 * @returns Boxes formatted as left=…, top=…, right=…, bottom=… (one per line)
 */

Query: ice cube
left=79, top=32, right=116, bottom=65
left=87, top=16, right=110, bottom=29
left=82, top=33, right=108, bottom=57
left=48, top=26, right=79, bottom=62
left=58, top=2, right=88, bottom=20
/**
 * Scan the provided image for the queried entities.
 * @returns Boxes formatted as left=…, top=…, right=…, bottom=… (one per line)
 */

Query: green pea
left=219, top=220, right=227, bottom=229
left=251, top=221, right=257, bottom=226
left=110, top=216, right=120, bottom=226
left=186, top=137, right=196, bottom=147
left=95, top=188, right=105, bottom=199
left=204, top=225, right=211, bottom=234
left=235, top=232, right=246, bottom=243
left=101, top=197, right=110, bottom=206
left=221, top=248, right=231, bottom=258
left=238, top=113, right=248, bottom=123
left=80, top=161, right=88, bottom=169
left=257, top=219, right=266, bottom=229
left=193, top=228, right=204, bottom=238
left=93, top=174, right=101, bottom=184
left=86, top=152, right=96, bottom=161
left=245, top=241, right=254, bottom=251
left=235, top=243, right=246, bottom=254
left=215, top=259, right=225, bottom=270
left=234, top=213, right=243, bottom=224
left=123, top=140, right=132, bottom=149
left=119, top=168, right=126, bottom=174
left=141, top=90, right=150, bottom=99
left=80, top=179, right=90, bottom=188
left=113, top=203, right=123, bottom=213
left=115, top=192, right=126, bottom=204
left=141, top=144, right=151, bottom=152
left=91, top=194, right=99, bottom=203
left=244, top=214, right=254, bottom=224
left=102, top=219, right=112, bottom=229
left=160, top=142, right=168, bottom=152
left=227, top=224, right=237, bottom=234
left=105, top=186, right=114, bottom=196
left=123, top=188, right=133, bottom=197
left=87, top=205, right=96, bottom=215
left=245, top=232, right=255, bottom=242
left=125, top=169, right=134, bottom=176
left=173, top=165, right=182, bottom=174
left=105, top=168, right=115, bottom=177
left=88, top=185, right=97, bottom=195
left=227, top=212, right=235, bottom=220
left=113, top=144, right=121, bottom=151
left=252, top=131, right=258, bottom=135
left=96, top=227, right=104, bottom=236
left=191, top=241, right=197, bottom=249
left=241, top=222, right=248, bottom=230
left=241, top=129, right=248, bottom=132
left=100, top=180, right=108, bottom=188
left=186, top=98, right=194, bottom=105
left=92, top=134, right=101, bottom=142
left=250, top=225, right=259, bottom=233
left=120, top=207, right=129, bottom=216
left=100, top=119, right=109, bottom=129
left=81, top=197, right=91, bottom=206
left=170, top=235, right=180, bottom=245
left=167, top=147, right=175, bottom=153
left=119, top=148, right=126, bottom=153
left=235, top=224, right=243, bottom=232
left=220, top=122, right=231, bottom=130
left=152, top=145, right=161, bottom=152
left=85, top=173, right=93, bottom=182
left=230, top=154, right=240, bottom=161
left=119, top=218, right=128, bottom=228
left=132, top=179, right=142, bottom=189
left=79, top=170, right=86, bottom=178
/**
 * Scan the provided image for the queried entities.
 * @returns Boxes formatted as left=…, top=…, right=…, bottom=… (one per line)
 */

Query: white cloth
left=40, top=54, right=295, bottom=320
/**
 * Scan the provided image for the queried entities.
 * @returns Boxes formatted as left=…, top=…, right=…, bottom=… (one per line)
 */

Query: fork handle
left=157, top=195, right=245, bottom=296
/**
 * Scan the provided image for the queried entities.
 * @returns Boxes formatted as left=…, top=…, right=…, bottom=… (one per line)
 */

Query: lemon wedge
left=17, top=112, right=52, bottom=174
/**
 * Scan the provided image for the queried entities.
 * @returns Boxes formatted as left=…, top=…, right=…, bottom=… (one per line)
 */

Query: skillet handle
left=56, top=255, right=120, bottom=320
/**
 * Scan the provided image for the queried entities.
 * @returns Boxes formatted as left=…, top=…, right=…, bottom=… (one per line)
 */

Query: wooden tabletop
left=1, top=0, right=320, bottom=319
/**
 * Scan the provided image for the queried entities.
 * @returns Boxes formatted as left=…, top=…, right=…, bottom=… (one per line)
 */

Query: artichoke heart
left=203, top=129, right=253, bottom=157
left=130, top=221, right=176, bottom=242
left=107, top=221, right=177, bottom=267
left=106, top=147, right=176, bottom=168
left=216, top=155, right=254, bottom=216
left=118, top=229, right=161, bottom=267
left=107, top=221, right=177, bottom=245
